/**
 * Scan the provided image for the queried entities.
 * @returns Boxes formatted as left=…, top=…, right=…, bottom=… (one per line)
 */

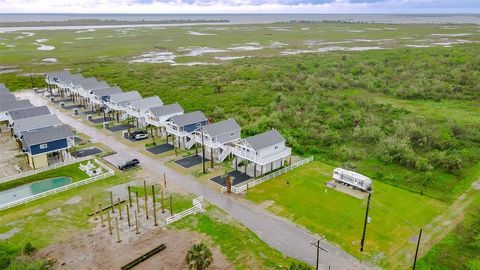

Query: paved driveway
left=23, top=91, right=374, bottom=270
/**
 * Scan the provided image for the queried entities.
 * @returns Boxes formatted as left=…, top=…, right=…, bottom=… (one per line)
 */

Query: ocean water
left=1, top=13, right=479, bottom=24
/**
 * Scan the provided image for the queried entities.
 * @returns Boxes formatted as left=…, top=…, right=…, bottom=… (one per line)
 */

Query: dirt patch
left=0, top=227, right=21, bottom=240
left=47, top=208, right=62, bottom=216
left=65, top=197, right=82, bottom=205
left=37, top=227, right=231, bottom=270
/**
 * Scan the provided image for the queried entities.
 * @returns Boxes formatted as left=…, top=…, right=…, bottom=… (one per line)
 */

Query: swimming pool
left=0, top=177, right=72, bottom=205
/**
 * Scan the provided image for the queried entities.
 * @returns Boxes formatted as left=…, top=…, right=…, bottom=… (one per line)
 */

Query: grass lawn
left=417, top=192, right=480, bottom=270
left=246, top=160, right=448, bottom=269
left=0, top=161, right=91, bottom=192
left=172, top=205, right=301, bottom=270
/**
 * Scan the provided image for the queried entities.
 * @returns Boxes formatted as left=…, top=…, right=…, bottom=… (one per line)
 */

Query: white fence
left=166, top=196, right=204, bottom=225
left=221, top=156, right=314, bottom=194
left=0, top=159, right=114, bottom=212
left=0, top=156, right=91, bottom=185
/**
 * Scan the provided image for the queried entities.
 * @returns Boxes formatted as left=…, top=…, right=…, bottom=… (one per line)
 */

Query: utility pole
left=412, top=228, right=423, bottom=270
left=360, top=192, right=372, bottom=252
left=201, top=130, right=206, bottom=173
left=29, top=71, right=34, bottom=91
left=310, top=239, right=328, bottom=270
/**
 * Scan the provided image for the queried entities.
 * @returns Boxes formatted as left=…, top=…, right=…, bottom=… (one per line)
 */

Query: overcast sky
left=0, top=0, right=478, bottom=13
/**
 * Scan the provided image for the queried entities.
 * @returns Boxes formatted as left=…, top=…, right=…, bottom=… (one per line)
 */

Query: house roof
left=244, top=129, right=286, bottom=151
left=44, top=71, right=72, bottom=81
left=0, top=83, right=9, bottom=92
left=0, top=92, right=16, bottom=103
left=148, top=103, right=184, bottom=118
left=128, top=96, right=163, bottom=110
left=79, top=80, right=109, bottom=91
left=108, top=91, right=142, bottom=103
left=13, top=114, right=61, bottom=136
left=169, top=111, right=207, bottom=127
left=9, top=106, right=51, bottom=121
left=21, top=125, right=73, bottom=147
left=90, top=86, right=122, bottom=97
left=201, top=119, right=240, bottom=137
left=0, top=99, right=33, bottom=113
left=62, top=74, right=84, bottom=84
left=72, top=77, right=97, bottom=87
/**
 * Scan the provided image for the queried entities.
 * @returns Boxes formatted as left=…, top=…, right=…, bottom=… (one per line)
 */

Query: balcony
left=231, top=147, right=291, bottom=166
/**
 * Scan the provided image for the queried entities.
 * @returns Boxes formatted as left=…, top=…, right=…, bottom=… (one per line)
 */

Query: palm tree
left=288, top=261, right=313, bottom=270
left=185, top=242, right=213, bottom=270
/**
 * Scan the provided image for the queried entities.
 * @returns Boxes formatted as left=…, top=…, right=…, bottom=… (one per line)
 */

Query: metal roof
left=71, top=77, right=97, bottom=87
left=148, top=103, right=184, bottom=117
left=128, top=96, right=163, bottom=110
left=0, top=92, right=16, bottom=103
left=13, top=114, right=61, bottom=136
left=108, top=91, right=142, bottom=103
left=170, top=111, right=207, bottom=127
left=21, top=125, right=73, bottom=147
left=201, top=119, right=240, bottom=137
left=79, top=80, right=109, bottom=91
left=44, top=70, right=72, bottom=78
left=90, top=86, right=122, bottom=97
left=9, top=106, right=51, bottom=121
left=0, top=99, right=33, bottom=113
left=244, top=129, right=286, bottom=151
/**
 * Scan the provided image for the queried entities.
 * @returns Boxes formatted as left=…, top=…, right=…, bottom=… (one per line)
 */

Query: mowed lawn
left=246, top=161, right=447, bottom=268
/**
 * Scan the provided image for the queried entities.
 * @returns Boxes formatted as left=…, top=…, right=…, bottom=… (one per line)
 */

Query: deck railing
left=221, top=156, right=314, bottom=194
left=0, top=156, right=91, bottom=185
left=165, top=196, right=204, bottom=225
left=0, top=159, right=114, bottom=212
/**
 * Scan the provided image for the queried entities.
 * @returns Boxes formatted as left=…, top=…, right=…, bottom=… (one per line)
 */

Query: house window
left=196, top=123, right=202, bottom=127
left=39, top=144, right=48, bottom=149
left=230, top=133, right=235, bottom=137
left=274, top=146, right=279, bottom=149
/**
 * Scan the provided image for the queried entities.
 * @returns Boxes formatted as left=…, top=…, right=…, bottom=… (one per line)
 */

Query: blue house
left=21, top=125, right=74, bottom=169
left=166, top=111, right=208, bottom=149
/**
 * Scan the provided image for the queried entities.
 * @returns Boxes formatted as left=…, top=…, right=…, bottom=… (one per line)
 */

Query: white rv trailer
left=332, top=168, right=372, bottom=192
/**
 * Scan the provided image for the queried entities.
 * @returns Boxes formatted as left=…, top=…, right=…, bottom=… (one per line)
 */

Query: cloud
left=0, top=0, right=478, bottom=13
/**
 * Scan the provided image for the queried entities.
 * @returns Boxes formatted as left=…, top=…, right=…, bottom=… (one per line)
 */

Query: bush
left=22, top=243, right=35, bottom=255
left=288, top=261, right=313, bottom=270
left=185, top=243, right=213, bottom=270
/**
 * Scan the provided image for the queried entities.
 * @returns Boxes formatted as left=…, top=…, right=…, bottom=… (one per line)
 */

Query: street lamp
left=310, top=238, right=328, bottom=270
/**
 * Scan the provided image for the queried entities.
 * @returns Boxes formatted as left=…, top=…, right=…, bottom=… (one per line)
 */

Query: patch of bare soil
left=37, top=227, right=231, bottom=270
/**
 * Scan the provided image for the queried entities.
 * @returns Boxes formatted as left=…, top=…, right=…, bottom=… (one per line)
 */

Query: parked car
left=129, top=130, right=147, bottom=139
left=118, top=159, right=140, bottom=171
left=134, top=133, right=149, bottom=141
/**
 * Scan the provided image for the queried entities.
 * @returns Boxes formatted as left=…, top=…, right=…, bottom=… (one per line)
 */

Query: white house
left=0, top=99, right=33, bottom=122
left=124, top=96, right=163, bottom=127
left=145, top=103, right=184, bottom=128
left=194, top=119, right=241, bottom=162
left=232, top=129, right=291, bottom=177
left=105, top=91, right=142, bottom=121
left=88, top=86, right=123, bottom=106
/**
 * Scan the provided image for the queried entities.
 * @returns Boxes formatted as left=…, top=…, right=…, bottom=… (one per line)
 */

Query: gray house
left=195, top=119, right=241, bottom=163
left=0, top=100, right=33, bottom=122
left=7, top=106, right=51, bottom=125
left=105, top=91, right=142, bottom=122
left=232, top=129, right=292, bottom=177
left=166, top=111, right=208, bottom=149
left=125, top=96, right=164, bottom=127
left=12, top=114, right=62, bottom=139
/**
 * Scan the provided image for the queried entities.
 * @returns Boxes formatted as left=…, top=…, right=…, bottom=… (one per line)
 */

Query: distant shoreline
left=0, top=19, right=229, bottom=28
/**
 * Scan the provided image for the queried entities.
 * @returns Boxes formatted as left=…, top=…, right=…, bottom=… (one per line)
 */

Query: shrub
left=185, top=243, right=213, bottom=270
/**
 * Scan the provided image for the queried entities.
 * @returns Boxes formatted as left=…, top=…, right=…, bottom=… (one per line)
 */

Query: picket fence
left=0, top=159, right=114, bottom=211
left=166, top=196, right=204, bottom=225
left=0, top=156, right=91, bottom=184
left=221, top=156, right=314, bottom=194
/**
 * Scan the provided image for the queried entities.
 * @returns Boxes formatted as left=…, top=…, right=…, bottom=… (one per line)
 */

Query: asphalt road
left=22, top=91, right=375, bottom=270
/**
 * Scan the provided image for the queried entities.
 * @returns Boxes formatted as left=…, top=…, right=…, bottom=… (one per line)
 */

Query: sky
left=0, top=0, right=479, bottom=13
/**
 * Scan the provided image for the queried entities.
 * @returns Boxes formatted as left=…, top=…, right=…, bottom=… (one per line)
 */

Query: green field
left=418, top=192, right=480, bottom=270
left=246, top=161, right=448, bottom=268
left=2, top=22, right=479, bottom=202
